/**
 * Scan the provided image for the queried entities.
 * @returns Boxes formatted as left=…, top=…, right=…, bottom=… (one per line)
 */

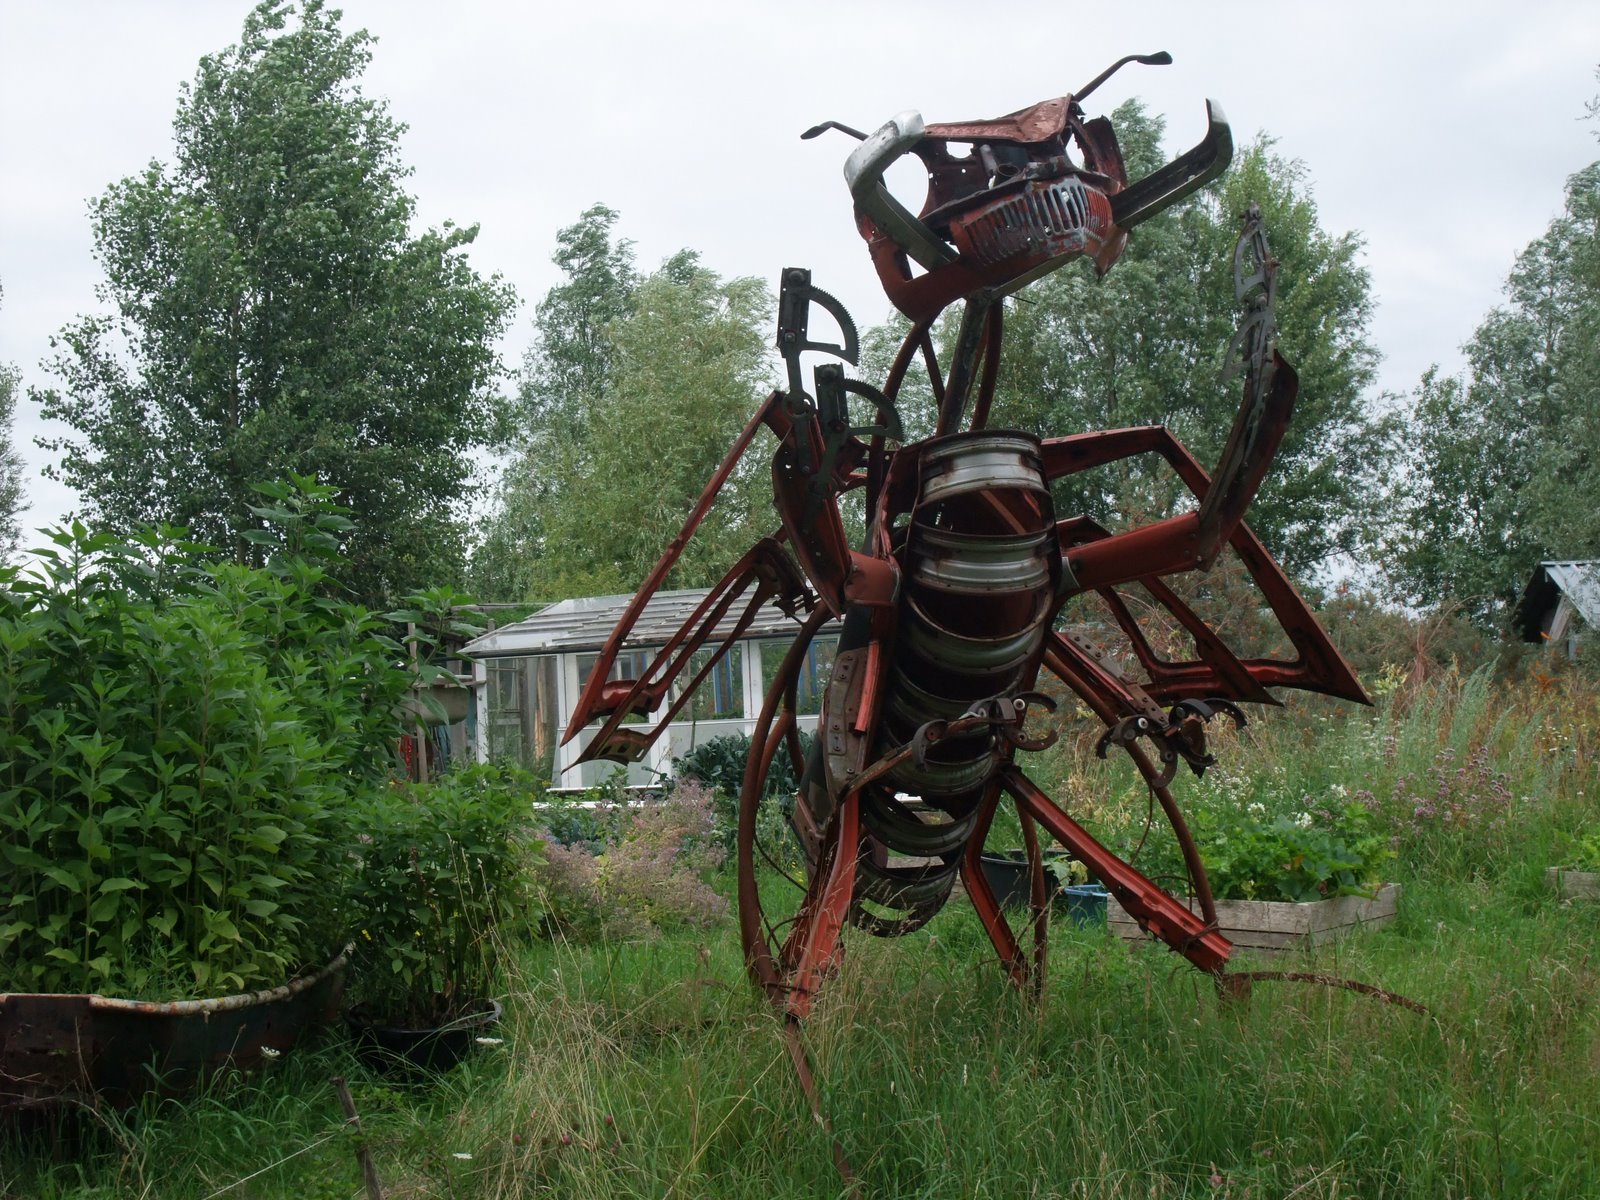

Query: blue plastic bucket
left=1059, top=883, right=1109, bottom=927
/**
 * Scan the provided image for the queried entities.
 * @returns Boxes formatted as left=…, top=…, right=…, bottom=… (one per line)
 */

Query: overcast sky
left=2, top=1, right=1597, bottom=538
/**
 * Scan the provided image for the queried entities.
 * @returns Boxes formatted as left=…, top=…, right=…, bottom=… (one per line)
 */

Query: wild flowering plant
left=670, top=731, right=811, bottom=852
left=537, top=782, right=728, bottom=941
left=1366, top=744, right=1514, bottom=874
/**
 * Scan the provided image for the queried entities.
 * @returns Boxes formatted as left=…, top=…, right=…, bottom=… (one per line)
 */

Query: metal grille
left=961, top=177, right=1104, bottom=266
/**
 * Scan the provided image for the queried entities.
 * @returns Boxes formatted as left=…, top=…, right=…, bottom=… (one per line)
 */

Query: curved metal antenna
left=1073, top=50, right=1172, bottom=103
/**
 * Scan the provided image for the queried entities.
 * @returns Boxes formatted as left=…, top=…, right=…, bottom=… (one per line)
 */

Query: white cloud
left=2, top=0, right=1596, bottom=530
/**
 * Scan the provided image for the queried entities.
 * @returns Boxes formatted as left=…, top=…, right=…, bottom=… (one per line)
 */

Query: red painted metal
left=1002, top=767, right=1231, bottom=974
left=958, top=782, right=1032, bottom=989
left=561, top=57, right=1378, bottom=1109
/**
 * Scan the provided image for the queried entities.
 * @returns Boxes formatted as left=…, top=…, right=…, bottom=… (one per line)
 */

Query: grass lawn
left=7, top=863, right=1598, bottom=1199
left=8, top=670, right=1600, bottom=1197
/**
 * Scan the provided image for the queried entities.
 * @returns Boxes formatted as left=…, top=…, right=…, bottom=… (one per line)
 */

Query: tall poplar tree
left=35, top=0, right=516, bottom=603
left=473, top=211, right=773, bottom=602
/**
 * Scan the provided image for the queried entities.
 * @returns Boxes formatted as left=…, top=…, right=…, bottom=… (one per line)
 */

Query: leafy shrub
left=347, top=763, right=543, bottom=1026
left=536, top=782, right=727, bottom=941
left=386, top=583, right=489, bottom=726
left=534, top=775, right=631, bottom=853
left=1561, top=829, right=1600, bottom=872
left=1185, top=794, right=1391, bottom=902
left=0, top=483, right=412, bottom=997
left=1095, top=770, right=1392, bottom=903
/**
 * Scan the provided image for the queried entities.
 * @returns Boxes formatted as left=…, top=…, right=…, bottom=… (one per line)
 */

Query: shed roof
left=459, top=588, right=835, bottom=658
left=1513, top=560, right=1600, bottom=642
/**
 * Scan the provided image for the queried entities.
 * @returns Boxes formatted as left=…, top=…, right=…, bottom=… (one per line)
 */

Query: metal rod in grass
left=197, top=1129, right=345, bottom=1200
left=332, top=1076, right=386, bottom=1200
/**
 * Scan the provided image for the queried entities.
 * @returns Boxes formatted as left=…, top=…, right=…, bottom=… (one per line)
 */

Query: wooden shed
left=458, top=589, right=840, bottom=789
left=1513, top=560, right=1600, bottom=658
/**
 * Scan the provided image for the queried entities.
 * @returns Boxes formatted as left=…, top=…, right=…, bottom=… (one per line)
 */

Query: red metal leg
left=959, top=783, right=1031, bottom=990
left=1018, top=804, right=1050, bottom=998
left=779, top=793, right=862, bottom=1019
left=1000, top=766, right=1232, bottom=974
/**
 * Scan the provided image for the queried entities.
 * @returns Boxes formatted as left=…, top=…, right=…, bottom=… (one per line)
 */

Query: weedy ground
left=5, top=670, right=1599, bottom=1199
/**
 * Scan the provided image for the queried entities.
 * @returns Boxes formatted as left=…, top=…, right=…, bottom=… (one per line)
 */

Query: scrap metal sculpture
left=564, top=53, right=1371, bottom=1042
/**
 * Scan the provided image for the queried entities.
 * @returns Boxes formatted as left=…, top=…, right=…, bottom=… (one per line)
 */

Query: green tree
left=520, top=204, right=638, bottom=446
left=0, top=284, right=23, bottom=563
left=546, top=252, right=773, bottom=595
left=1389, top=157, right=1600, bottom=622
left=34, top=0, right=516, bottom=604
left=471, top=206, right=637, bottom=600
left=865, top=101, right=1390, bottom=581
left=473, top=214, right=774, bottom=602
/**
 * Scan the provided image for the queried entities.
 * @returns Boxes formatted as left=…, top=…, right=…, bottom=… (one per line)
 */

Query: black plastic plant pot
left=346, top=998, right=503, bottom=1077
left=979, top=849, right=1045, bottom=910
left=0, top=949, right=349, bottom=1113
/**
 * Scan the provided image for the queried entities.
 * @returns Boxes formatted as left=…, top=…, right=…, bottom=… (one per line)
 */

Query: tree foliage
left=0, top=284, right=23, bottom=563
left=473, top=210, right=773, bottom=601
left=1388, top=83, right=1600, bottom=623
left=866, top=102, right=1390, bottom=582
left=34, top=0, right=515, bottom=604
left=521, top=204, right=639, bottom=447
left=471, top=206, right=637, bottom=600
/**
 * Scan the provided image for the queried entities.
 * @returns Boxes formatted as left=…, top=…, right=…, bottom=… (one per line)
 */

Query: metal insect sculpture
left=563, top=52, right=1379, bottom=1074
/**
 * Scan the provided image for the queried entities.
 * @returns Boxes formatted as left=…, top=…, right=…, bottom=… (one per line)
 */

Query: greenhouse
left=459, top=589, right=840, bottom=788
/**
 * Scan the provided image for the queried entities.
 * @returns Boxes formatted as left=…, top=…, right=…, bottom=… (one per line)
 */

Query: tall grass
left=6, top=669, right=1600, bottom=1197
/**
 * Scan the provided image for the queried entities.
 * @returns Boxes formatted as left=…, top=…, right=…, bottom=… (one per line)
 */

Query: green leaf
left=42, top=865, right=79, bottom=890
left=206, top=911, right=242, bottom=942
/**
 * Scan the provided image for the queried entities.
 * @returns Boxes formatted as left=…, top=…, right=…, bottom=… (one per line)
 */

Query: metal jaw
left=1094, top=697, right=1248, bottom=786
left=843, top=111, right=958, bottom=273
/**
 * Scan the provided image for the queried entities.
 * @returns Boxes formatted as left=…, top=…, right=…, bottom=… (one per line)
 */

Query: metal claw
left=1171, top=696, right=1247, bottom=730
left=777, top=267, right=861, bottom=402
left=1109, top=100, right=1233, bottom=231
left=1231, top=204, right=1277, bottom=306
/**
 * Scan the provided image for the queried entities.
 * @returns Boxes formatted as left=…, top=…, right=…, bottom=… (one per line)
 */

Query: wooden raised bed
left=1547, top=867, right=1600, bottom=900
left=1109, top=884, right=1400, bottom=953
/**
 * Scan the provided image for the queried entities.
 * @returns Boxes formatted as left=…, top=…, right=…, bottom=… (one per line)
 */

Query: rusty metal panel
left=1, top=952, right=346, bottom=1110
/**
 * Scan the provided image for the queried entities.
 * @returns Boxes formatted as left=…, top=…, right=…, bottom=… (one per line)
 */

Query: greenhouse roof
left=459, top=588, right=835, bottom=658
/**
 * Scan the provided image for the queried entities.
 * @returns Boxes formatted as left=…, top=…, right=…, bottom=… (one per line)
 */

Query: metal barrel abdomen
left=851, top=432, right=1058, bottom=929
